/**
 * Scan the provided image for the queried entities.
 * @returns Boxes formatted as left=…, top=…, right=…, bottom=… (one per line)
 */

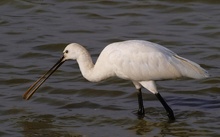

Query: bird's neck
left=76, top=48, right=94, bottom=79
left=76, top=48, right=111, bottom=82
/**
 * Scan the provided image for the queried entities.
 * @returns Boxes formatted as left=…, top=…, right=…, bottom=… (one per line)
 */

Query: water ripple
left=0, top=0, right=219, bottom=136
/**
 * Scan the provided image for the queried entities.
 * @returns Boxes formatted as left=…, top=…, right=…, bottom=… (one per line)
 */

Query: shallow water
left=0, top=0, right=219, bottom=137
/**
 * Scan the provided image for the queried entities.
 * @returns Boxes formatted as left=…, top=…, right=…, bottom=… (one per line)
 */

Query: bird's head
left=63, top=43, right=85, bottom=61
left=23, top=43, right=85, bottom=100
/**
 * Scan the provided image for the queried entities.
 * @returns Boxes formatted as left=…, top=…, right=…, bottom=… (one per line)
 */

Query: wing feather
left=103, top=40, right=208, bottom=81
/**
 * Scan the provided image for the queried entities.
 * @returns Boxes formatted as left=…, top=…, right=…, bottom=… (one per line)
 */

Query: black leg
left=137, top=88, right=145, bottom=116
left=155, top=93, right=175, bottom=121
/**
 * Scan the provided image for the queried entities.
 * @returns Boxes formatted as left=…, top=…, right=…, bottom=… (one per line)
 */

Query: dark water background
left=0, top=0, right=219, bottom=137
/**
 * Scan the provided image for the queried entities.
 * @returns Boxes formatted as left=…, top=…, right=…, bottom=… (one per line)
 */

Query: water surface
left=0, top=0, right=219, bottom=137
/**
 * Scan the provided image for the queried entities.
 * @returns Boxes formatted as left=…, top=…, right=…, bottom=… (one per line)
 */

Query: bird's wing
left=109, top=49, right=209, bottom=81
left=104, top=40, right=208, bottom=81
left=171, top=55, right=209, bottom=79
left=108, top=45, right=182, bottom=81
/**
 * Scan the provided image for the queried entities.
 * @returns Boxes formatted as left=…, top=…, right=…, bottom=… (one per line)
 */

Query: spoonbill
left=23, top=40, right=209, bottom=120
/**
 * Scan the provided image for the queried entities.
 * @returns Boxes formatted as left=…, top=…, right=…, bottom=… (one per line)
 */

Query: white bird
left=23, top=40, right=209, bottom=120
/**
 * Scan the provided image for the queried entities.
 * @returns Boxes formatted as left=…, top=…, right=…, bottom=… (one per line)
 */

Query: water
left=0, top=0, right=219, bottom=136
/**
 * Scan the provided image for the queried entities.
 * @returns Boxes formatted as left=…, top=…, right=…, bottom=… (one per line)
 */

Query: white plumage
left=64, top=40, right=208, bottom=93
left=23, top=40, right=209, bottom=120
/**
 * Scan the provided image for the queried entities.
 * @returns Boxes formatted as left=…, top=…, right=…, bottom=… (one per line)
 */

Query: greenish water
left=0, top=0, right=219, bottom=137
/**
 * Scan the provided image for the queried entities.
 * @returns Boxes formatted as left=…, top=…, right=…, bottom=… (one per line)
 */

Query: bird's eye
left=65, top=50, right=68, bottom=53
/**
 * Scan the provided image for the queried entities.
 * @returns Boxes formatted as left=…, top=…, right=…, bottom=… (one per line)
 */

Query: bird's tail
left=173, top=55, right=209, bottom=79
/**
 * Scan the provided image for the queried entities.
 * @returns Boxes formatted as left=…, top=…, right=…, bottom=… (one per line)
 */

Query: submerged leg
left=137, top=88, right=145, bottom=116
left=155, top=93, right=175, bottom=120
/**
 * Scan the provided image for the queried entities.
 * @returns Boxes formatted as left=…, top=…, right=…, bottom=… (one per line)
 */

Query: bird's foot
left=137, top=108, right=145, bottom=119
left=167, top=112, right=175, bottom=122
